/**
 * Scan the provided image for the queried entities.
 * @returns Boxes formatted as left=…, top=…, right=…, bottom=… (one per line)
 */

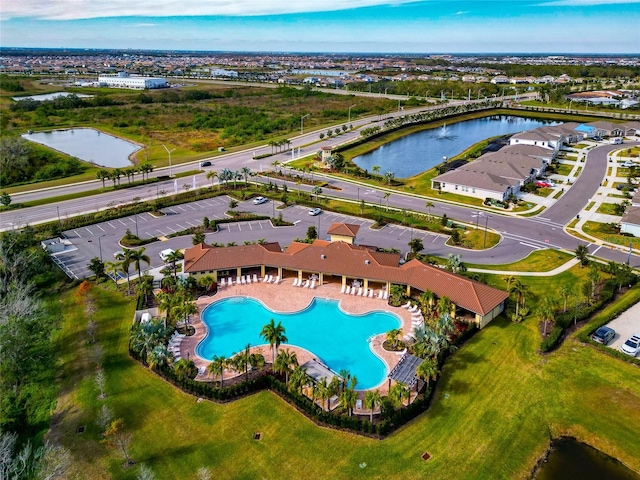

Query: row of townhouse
left=432, top=121, right=640, bottom=203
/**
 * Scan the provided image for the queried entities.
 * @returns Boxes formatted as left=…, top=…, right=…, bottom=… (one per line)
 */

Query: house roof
left=326, top=222, right=360, bottom=237
left=621, top=206, right=640, bottom=226
left=184, top=238, right=508, bottom=316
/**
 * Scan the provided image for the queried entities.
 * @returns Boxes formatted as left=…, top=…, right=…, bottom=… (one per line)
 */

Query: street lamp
left=475, top=211, right=481, bottom=229
left=348, top=104, right=356, bottom=124
left=162, top=144, right=176, bottom=178
left=483, top=215, right=493, bottom=249
left=300, top=114, right=310, bottom=135
left=98, top=234, right=106, bottom=262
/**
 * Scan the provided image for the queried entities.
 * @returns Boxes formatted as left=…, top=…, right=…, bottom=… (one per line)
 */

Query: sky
left=1, top=0, right=639, bottom=54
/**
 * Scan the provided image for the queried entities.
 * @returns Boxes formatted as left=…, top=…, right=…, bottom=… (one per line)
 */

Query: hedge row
left=541, top=275, right=638, bottom=353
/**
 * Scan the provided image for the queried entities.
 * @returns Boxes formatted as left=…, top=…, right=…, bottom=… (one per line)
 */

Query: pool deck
left=179, top=278, right=419, bottom=406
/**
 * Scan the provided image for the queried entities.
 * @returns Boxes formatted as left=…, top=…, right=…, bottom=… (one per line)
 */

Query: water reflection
left=23, top=128, right=141, bottom=168
left=353, top=115, right=559, bottom=178
left=536, top=438, right=639, bottom=480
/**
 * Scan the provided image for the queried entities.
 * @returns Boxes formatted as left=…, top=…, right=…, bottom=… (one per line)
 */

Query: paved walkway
left=468, top=258, right=580, bottom=276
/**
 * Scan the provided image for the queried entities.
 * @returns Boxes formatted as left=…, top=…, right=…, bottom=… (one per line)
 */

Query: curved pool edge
left=194, top=293, right=403, bottom=390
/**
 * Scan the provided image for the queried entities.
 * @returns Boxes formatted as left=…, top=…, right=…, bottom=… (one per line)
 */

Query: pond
left=12, top=92, right=94, bottom=102
left=535, top=437, right=640, bottom=480
left=352, top=115, right=561, bottom=178
left=22, top=128, right=141, bottom=168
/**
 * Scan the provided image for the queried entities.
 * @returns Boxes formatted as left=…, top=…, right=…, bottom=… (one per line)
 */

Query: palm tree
left=416, top=358, right=439, bottom=389
left=383, top=192, right=391, bottom=211
left=575, top=244, right=589, bottom=267
left=96, top=168, right=110, bottom=188
left=536, top=297, right=557, bottom=334
left=383, top=171, right=395, bottom=185
left=260, top=318, right=288, bottom=362
left=436, top=296, right=453, bottom=319
left=207, top=355, right=227, bottom=388
left=248, top=352, right=265, bottom=372
left=164, top=250, right=184, bottom=280
left=386, top=328, right=402, bottom=350
left=206, top=170, right=218, bottom=188
left=327, top=376, right=341, bottom=411
left=508, top=279, right=528, bottom=318
left=419, top=289, right=435, bottom=311
left=156, top=291, right=179, bottom=328
left=425, top=201, right=434, bottom=221
left=317, top=377, right=329, bottom=409
left=273, top=348, right=297, bottom=384
left=147, top=344, right=171, bottom=370
left=135, top=275, right=154, bottom=307
left=389, top=382, right=410, bottom=407
left=115, top=249, right=134, bottom=294
left=198, top=275, right=215, bottom=293
left=289, top=366, right=311, bottom=394
left=339, top=377, right=358, bottom=416
left=241, top=166, right=252, bottom=185
left=364, top=390, right=382, bottom=422
left=129, top=247, right=150, bottom=280
left=372, top=165, right=381, bottom=177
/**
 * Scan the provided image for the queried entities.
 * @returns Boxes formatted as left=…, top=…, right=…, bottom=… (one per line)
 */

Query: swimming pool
left=197, top=296, right=401, bottom=390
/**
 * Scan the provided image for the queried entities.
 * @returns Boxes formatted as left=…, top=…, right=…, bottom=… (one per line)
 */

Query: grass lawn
left=555, top=163, right=574, bottom=176
left=464, top=249, right=574, bottom=272
left=582, top=221, right=640, bottom=248
left=596, top=203, right=622, bottom=215
left=52, top=280, right=640, bottom=480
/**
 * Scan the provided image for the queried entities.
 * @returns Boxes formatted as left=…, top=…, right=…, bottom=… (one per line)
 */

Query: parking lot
left=600, top=300, right=640, bottom=355
left=49, top=195, right=451, bottom=280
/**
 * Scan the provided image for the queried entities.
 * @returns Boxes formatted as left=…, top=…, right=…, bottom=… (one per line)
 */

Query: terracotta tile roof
left=184, top=241, right=508, bottom=316
left=326, top=223, right=360, bottom=237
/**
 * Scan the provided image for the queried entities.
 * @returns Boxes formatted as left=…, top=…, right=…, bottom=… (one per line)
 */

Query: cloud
left=536, top=0, right=640, bottom=6
left=2, top=0, right=420, bottom=20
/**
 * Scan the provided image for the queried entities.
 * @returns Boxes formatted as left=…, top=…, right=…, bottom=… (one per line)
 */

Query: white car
left=159, top=248, right=175, bottom=262
left=309, top=208, right=322, bottom=216
left=621, top=334, right=640, bottom=357
left=253, top=196, right=268, bottom=205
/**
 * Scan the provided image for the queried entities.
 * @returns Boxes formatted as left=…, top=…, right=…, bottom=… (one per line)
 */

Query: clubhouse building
left=183, top=223, right=509, bottom=328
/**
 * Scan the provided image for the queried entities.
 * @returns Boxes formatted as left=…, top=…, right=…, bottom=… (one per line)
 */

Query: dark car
left=200, top=161, right=212, bottom=167
left=591, top=326, right=615, bottom=345
left=616, top=183, right=636, bottom=191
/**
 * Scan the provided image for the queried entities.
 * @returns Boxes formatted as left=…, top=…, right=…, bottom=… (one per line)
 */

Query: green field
left=53, top=282, right=640, bottom=480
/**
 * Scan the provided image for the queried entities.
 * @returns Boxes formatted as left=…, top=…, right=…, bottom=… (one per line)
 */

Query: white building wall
left=620, top=222, right=640, bottom=237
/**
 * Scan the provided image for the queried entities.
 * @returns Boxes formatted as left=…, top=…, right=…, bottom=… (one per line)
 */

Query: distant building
left=210, top=68, right=238, bottom=78
left=97, top=72, right=167, bottom=90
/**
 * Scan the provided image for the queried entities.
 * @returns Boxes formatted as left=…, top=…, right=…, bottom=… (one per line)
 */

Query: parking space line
left=248, top=223, right=253, bottom=230
left=186, top=221, right=198, bottom=227
left=167, top=208, right=178, bottom=214
left=177, top=206, right=187, bottom=212
left=138, top=215, right=148, bottom=222
left=156, top=229, right=167, bottom=236
left=146, top=232, right=155, bottom=238
left=185, top=204, right=197, bottom=211
left=176, top=224, right=186, bottom=230
left=85, top=227, right=93, bottom=235
left=96, top=224, right=105, bottom=232
left=165, top=227, right=177, bottom=233
left=118, top=219, right=127, bottom=226
left=73, top=229, right=81, bottom=237
left=108, top=222, right=117, bottom=229
left=237, top=224, right=242, bottom=231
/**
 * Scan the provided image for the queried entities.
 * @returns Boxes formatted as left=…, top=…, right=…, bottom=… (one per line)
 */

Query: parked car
left=535, top=181, right=551, bottom=188
left=591, top=326, right=616, bottom=345
left=159, top=248, right=175, bottom=262
left=200, top=161, right=212, bottom=167
left=621, top=334, right=640, bottom=357
left=253, top=196, right=268, bottom=205
left=113, top=250, right=124, bottom=258
left=616, top=184, right=636, bottom=191
left=309, top=208, right=322, bottom=216
left=621, top=161, right=636, bottom=168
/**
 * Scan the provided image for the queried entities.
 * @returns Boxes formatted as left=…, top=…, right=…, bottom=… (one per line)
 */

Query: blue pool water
left=197, top=297, right=401, bottom=390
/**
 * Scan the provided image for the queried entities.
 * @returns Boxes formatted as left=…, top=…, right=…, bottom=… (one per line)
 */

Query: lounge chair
left=345, top=286, right=351, bottom=294
left=293, top=278, right=299, bottom=286
left=262, top=275, right=268, bottom=282
left=383, top=291, right=388, bottom=300
left=357, top=287, right=363, bottom=296
left=236, top=276, right=241, bottom=285
left=368, top=289, right=374, bottom=298
left=253, top=274, right=258, bottom=283
left=274, top=276, right=280, bottom=284
left=355, top=399, right=363, bottom=410
left=310, top=280, right=316, bottom=289
left=408, top=305, right=419, bottom=313
left=402, top=301, right=412, bottom=309
left=174, top=355, right=182, bottom=362
left=378, top=290, right=383, bottom=299
left=303, top=280, right=310, bottom=288
left=267, top=275, right=273, bottom=283
left=351, top=287, right=357, bottom=295
left=340, top=285, right=346, bottom=294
